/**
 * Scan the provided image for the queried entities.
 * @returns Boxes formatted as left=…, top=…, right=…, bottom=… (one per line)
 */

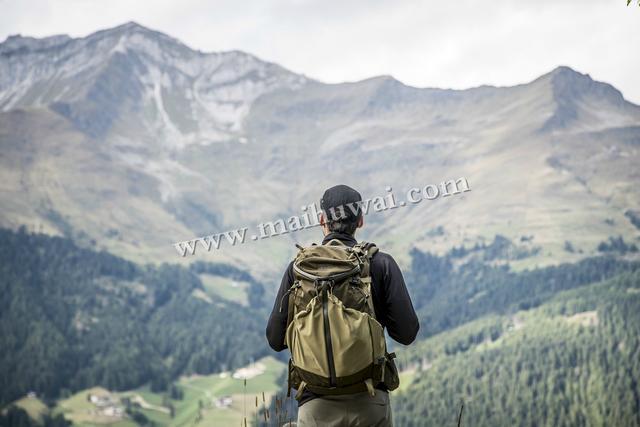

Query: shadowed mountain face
left=1, top=22, right=639, bottom=277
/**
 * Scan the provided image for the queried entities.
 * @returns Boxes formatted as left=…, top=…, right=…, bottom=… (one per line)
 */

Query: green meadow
left=47, top=357, right=286, bottom=427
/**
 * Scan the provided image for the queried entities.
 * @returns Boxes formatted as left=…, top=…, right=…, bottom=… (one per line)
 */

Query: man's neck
left=322, top=232, right=357, bottom=246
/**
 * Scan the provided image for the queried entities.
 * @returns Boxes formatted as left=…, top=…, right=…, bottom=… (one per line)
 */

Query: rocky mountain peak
left=538, top=66, right=630, bottom=131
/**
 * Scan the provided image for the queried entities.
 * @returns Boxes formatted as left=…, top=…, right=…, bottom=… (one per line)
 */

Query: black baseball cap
left=320, top=185, right=363, bottom=222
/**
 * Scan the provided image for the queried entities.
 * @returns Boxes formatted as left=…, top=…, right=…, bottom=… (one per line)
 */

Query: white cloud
left=1, top=0, right=638, bottom=103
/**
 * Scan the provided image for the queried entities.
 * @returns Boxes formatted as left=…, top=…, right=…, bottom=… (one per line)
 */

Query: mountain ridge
left=0, top=22, right=639, bottom=279
left=4, top=23, right=638, bottom=107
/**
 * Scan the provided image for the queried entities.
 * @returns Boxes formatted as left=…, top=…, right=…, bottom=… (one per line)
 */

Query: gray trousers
left=297, top=390, right=393, bottom=427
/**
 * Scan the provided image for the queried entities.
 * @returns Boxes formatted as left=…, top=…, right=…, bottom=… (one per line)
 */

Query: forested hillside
left=261, top=244, right=640, bottom=426
left=393, top=268, right=640, bottom=426
left=406, top=239, right=639, bottom=338
left=3, top=227, right=640, bottom=426
left=0, top=228, right=269, bottom=408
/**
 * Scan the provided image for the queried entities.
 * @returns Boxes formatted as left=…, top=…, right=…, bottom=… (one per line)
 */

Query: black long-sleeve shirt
left=265, top=232, right=420, bottom=403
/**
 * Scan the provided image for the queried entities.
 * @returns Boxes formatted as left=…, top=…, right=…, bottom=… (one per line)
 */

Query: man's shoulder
left=286, top=260, right=294, bottom=272
left=371, top=249, right=393, bottom=261
left=369, top=249, right=399, bottom=270
left=282, top=260, right=295, bottom=281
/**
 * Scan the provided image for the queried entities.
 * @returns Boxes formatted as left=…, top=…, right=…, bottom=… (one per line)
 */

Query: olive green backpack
left=283, top=239, right=399, bottom=400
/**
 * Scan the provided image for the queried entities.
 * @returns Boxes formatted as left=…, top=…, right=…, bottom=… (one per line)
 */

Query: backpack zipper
left=321, top=285, right=337, bottom=387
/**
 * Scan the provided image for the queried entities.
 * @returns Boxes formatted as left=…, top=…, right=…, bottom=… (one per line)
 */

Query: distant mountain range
left=1, top=22, right=639, bottom=277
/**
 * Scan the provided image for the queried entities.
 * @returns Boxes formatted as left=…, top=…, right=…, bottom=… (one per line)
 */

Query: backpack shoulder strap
left=352, top=241, right=378, bottom=318
left=354, top=241, right=378, bottom=258
left=353, top=241, right=378, bottom=275
left=285, top=244, right=308, bottom=328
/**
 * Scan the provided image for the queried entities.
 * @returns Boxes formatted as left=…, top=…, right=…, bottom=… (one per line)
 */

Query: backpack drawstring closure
left=314, top=279, right=335, bottom=296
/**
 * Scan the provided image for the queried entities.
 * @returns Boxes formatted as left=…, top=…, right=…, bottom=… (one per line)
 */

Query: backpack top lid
left=293, top=239, right=374, bottom=282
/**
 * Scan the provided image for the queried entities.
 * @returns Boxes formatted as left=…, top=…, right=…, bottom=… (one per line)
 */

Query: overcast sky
left=1, top=0, right=638, bottom=103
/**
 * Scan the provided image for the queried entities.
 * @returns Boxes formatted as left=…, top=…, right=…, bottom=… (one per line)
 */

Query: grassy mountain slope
left=1, top=24, right=639, bottom=278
